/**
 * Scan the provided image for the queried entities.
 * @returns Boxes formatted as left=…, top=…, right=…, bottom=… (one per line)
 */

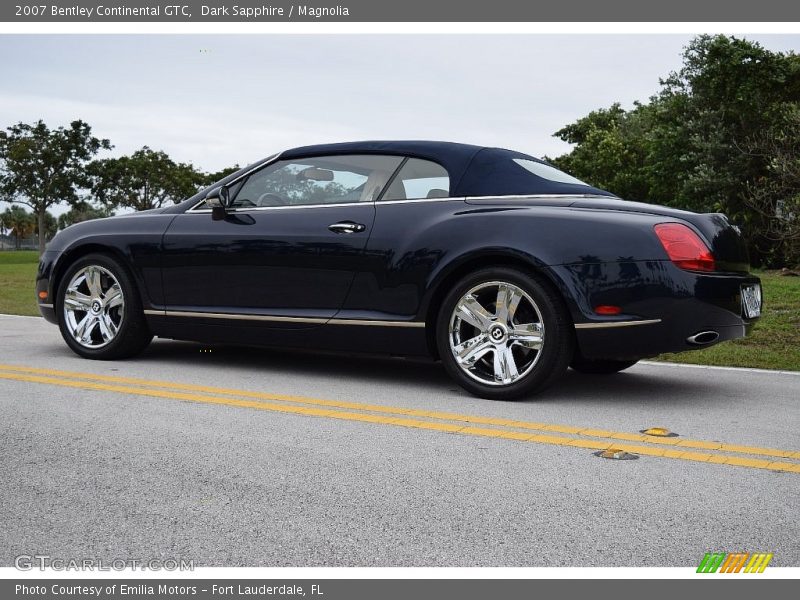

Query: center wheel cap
left=91, top=300, right=102, bottom=314
left=488, top=323, right=508, bottom=344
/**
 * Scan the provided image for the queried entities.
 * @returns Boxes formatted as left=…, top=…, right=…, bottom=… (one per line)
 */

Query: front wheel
left=56, top=253, right=153, bottom=360
left=436, top=267, right=574, bottom=400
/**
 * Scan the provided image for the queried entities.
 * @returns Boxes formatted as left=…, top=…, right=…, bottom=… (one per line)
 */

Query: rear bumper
left=552, top=261, right=760, bottom=361
left=575, top=320, right=753, bottom=361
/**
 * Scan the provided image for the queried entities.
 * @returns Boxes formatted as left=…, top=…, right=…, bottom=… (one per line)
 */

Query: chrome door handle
left=328, top=221, right=366, bottom=234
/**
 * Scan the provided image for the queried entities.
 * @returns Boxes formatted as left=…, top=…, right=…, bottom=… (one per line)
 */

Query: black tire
left=436, top=267, right=574, bottom=400
left=56, top=253, right=153, bottom=360
left=570, top=355, right=638, bottom=374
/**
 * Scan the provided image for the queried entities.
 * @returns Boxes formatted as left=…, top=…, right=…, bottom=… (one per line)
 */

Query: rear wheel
left=436, top=267, right=573, bottom=400
left=570, top=355, right=638, bottom=374
left=56, top=253, right=153, bottom=360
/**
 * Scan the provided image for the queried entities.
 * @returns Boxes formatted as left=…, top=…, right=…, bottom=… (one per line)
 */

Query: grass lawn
left=0, top=250, right=39, bottom=317
left=1, top=250, right=798, bottom=370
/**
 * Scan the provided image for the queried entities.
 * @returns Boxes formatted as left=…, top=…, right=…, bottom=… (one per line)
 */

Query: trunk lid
left=464, top=195, right=752, bottom=272
left=568, top=198, right=751, bottom=272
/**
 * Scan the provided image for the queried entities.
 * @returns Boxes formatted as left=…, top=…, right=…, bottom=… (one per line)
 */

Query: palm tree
left=1, top=206, right=35, bottom=249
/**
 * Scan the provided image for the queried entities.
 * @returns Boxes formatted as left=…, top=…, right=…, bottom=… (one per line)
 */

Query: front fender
left=38, top=213, right=175, bottom=312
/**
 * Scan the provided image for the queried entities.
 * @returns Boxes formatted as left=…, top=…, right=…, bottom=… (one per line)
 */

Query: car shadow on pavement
left=130, top=339, right=708, bottom=405
left=138, top=339, right=450, bottom=386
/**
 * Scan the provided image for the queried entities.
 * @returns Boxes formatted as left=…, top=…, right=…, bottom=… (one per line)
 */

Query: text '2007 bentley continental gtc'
left=37, top=141, right=762, bottom=399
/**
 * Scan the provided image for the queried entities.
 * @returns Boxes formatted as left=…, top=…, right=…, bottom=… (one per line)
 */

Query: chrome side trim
left=39, top=303, right=54, bottom=309
left=187, top=201, right=380, bottom=214
left=186, top=196, right=467, bottom=214
left=329, top=318, right=424, bottom=328
left=185, top=192, right=609, bottom=215
left=145, top=309, right=424, bottom=328
left=378, top=196, right=465, bottom=206
left=574, top=319, right=662, bottom=330
left=163, top=310, right=328, bottom=324
left=465, top=193, right=613, bottom=201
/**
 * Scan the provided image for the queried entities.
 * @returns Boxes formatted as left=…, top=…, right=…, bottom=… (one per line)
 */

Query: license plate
left=741, top=284, right=762, bottom=319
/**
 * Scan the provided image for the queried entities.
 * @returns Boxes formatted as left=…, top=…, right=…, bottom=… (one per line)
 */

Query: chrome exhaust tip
left=687, top=331, right=720, bottom=345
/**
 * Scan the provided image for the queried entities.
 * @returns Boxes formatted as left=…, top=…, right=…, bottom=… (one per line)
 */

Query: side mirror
left=205, top=185, right=231, bottom=221
left=205, top=185, right=231, bottom=208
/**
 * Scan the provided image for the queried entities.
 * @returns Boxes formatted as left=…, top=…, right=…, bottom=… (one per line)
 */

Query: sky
left=1, top=33, right=798, bottom=216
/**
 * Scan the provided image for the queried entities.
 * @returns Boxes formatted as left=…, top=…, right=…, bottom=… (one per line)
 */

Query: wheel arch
left=421, top=251, right=579, bottom=358
left=52, top=243, right=143, bottom=312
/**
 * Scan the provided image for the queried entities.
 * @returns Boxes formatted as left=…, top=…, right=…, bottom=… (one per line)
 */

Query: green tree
left=35, top=210, right=58, bottom=241
left=89, top=146, right=205, bottom=211
left=552, top=35, right=800, bottom=266
left=653, top=36, right=800, bottom=223
left=551, top=103, right=651, bottom=201
left=204, top=165, right=241, bottom=185
left=0, top=120, right=111, bottom=253
left=742, top=106, right=800, bottom=266
left=57, top=201, right=114, bottom=230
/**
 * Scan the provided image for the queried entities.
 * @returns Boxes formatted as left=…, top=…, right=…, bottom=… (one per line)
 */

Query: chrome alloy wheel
left=448, top=281, right=545, bottom=386
left=62, top=265, right=125, bottom=349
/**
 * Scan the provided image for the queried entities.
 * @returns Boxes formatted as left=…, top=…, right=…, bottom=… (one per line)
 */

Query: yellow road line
left=0, top=363, right=797, bottom=461
left=0, top=370, right=798, bottom=474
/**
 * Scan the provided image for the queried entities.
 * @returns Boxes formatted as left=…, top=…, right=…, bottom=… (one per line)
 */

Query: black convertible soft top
left=281, top=140, right=613, bottom=197
left=171, top=140, right=613, bottom=213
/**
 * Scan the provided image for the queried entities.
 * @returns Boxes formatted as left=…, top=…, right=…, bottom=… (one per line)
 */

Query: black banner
left=4, top=579, right=798, bottom=600
left=2, top=0, right=800, bottom=22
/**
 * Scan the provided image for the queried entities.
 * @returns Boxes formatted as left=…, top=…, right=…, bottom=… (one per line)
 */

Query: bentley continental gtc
left=36, top=141, right=762, bottom=399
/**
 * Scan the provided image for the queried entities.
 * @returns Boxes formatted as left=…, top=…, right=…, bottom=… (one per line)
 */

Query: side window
left=231, top=154, right=404, bottom=208
left=512, top=158, right=588, bottom=186
left=381, top=158, right=450, bottom=201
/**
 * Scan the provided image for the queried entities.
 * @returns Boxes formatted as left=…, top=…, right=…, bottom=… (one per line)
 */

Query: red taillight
left=594, top=305, right=622, bottom=315
left=654, top=223, right=716, bottom=272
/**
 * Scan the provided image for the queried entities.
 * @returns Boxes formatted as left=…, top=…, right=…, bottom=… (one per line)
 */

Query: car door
left=161, top=154, right=405, bottom=328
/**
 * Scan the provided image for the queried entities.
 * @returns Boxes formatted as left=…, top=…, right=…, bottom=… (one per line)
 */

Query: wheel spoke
left=73, top=313, right=90, bottom=339
left=494, top=284, right=509, bottom=322
left=506, top=288, right=523, bottom=324
left=105, top=313, right=119, bottom=336
left=453, top=334, right=493, bottom=366
left=455, top=295, right=493, bottom=331
left=495, top=284, right=524, bottom=326
left=509, top=322, right=544, bottom=350
left=96, top=318, right=110, bottom=342
left=97, top=314, right=118, bottom=342
left=492, top=346, right=519, bottom=384
left=104, top=284, right=123, bottom=309
left=103, top=313, right=119, bottom=338
left=75, top=314, right=97, bottom=343
left=85, top=267, right=103, bottom=298
left=64, top=289, right=93, bottom=311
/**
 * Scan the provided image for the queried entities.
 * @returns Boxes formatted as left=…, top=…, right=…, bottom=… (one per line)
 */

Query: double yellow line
left=1, top=363, right=798, bottom=474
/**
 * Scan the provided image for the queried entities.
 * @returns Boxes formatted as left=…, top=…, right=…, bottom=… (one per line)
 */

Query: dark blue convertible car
left=36, top=141, right=762, bottom=399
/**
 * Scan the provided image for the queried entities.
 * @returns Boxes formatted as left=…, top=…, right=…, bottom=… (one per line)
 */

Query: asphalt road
left=1, top=314, right=798, bottom=567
